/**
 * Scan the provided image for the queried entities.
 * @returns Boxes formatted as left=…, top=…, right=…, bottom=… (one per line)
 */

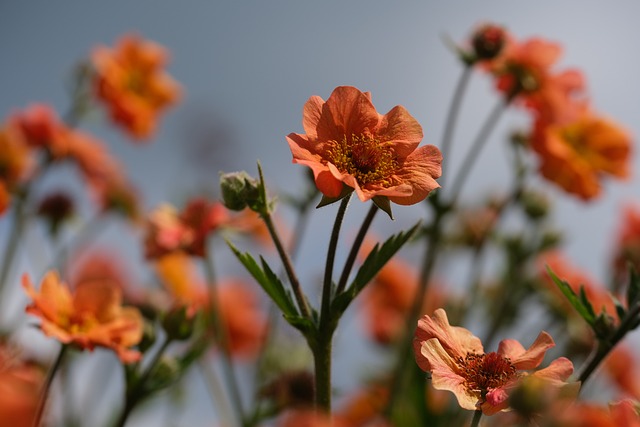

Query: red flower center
left=325, top=134, right=398, bottom=187
left=458, top=351, right=517, bottom=395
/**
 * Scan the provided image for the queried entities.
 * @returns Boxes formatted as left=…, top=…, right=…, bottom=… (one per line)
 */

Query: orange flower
left=23, top=271, right=144, bottom=363
left=413, top=309, right=574, bottom=416
left=0, top=124, right=34, bottom=189
left=335, top=385, right=389, bottom=427
left=155, top=254, right=267, bottom=358
left=0, top=345, right=44, bottom=427
left=552, top=400, right=640, bottom=427
left=603, top=345, right=640, bottom=399
left=217, top=279, right=267, bottom=358
left=286, top=86, right=442, bottom=206
left=489, top=37, right=586, bottom=123
left=0, top=181, right=9, bottom=216
left=155, top=252, right=209, bottom=313
left=530, top=108, right=632, bottom=200
left=611, top=203, right=640, bottom=284
left=9, top=103, right=70, bottom=156
left=144, top=199, right=230, bottom=258
left=91, top=33, right=180, bottom=140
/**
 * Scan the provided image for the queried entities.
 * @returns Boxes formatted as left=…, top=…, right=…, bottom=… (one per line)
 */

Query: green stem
left=0, top=191, right=29, bottom=303
left=448, top=99, right=508, bottom=204
left=115, top=338, right=172, bottom=427
left=578, top=302, right=640, bottom=387
left=335, top=203, right=378, bottom=295
left=203, top=253, right=248, bottom=427
left=384, top=204, right=444, bottom=416
left=469, top=409, right=483, bottom=427
left=315, top=195, right=351, bottom=412
left=198, top=359, right=235, bottom=427
left=33, top=344, right=68, bottom=427
left=262, top=212, right=311, bottom=319
left=439, top=64, right=473, bottom=188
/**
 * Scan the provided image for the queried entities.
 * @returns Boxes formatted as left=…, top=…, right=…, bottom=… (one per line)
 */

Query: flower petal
left=499, top=331, right=554, bottom=370
left=388, top=144, right=442, bottom=205
left=377, top=105, right=423, bottom=159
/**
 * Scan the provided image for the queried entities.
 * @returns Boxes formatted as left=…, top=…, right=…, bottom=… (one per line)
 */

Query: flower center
left=458, top=351, right=517, bottom=396
left=325, top=134, right=398, bottom=187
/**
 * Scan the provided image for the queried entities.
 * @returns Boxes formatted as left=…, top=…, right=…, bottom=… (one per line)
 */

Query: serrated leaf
left=333, top=222, right=421, bottom=315
left=578, top=286, right=597, bottom=319
left=226, top=241, right=298, bottom=317
left=546, top=266, right=595, bottom=327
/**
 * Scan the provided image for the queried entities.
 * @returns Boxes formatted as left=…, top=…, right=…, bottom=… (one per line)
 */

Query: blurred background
left=2, top=1, right=640, bottom=426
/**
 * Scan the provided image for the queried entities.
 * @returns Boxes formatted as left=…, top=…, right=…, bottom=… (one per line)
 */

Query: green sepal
left=316, top=186, right=353, bottom=208
left=372, top=196, right=393, bottom=220
left=226, top=240, right=298, bottom=318
left=332, top=222, right=421, bottom=316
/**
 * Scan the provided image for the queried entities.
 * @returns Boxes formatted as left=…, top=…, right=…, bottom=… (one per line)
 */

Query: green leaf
left=226, top=240, right=298, bottom=317
left=546, top=266, right=596, bottom=327
left=333, top=222, right=421, bottom=316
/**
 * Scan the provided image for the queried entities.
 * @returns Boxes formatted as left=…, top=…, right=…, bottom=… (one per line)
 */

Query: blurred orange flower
left=155, top=251, right=209, bottom=313
left=145, top=199, right=230, bottom=258
left=9, top=103, right=70, bottom=156
left=603, top=345, right=640, bottom=400
left=91, top=33, right=181, bottom=140
left=0, top=345, right=44, bottom=427
left=530, top=109, right=632, bottom=200
left=413, top=308, right=574, bottom=416
left=23, top=271, right=144, bottom=363
left=155, top=253, right=267, bottom=358
left=611, top=203, right=640, bottom=284
left=489, top=37, right=586, bottom=123
left=553, top=400, right=640, bottom=427
left=0, top=124, right=34, bottom=189
left=287, top=86, right=442, bottom=206
left=0, top=181, right=9, bottom=216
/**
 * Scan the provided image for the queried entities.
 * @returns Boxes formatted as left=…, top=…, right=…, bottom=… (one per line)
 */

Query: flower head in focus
left=91, top=33, right=180, bottom=141
left=413, top=308, right=574, bottom=415
left=530, top=108, right=632, bottom=201
left=286, top=86, right=442, bottom=213
left=23, top=271, right=144, bottom=363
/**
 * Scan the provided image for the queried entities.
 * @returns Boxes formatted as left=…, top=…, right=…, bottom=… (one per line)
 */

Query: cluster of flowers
left=1, top=22, right=640, bottom=427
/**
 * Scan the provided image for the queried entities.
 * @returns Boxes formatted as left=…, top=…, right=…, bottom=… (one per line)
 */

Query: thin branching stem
left=32, top=344, right=68, bottom=427
left=335, top=203, right=378, bottom=295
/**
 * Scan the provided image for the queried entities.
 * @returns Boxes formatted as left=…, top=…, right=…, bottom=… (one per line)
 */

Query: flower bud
left=37, top=192, right=75, bottom=237
left=137, top=319, right=157, bottom=354
left=161, top=306, right=196, bottom=341
left=146, top=356, right=181, bottom=392
left=472, top=24, right=507, bottom=61
left=521, top=190, right=550, bottom=220
left=219, top=171, right=260, bottom=211
left=509, top=376, right=553, bottom=419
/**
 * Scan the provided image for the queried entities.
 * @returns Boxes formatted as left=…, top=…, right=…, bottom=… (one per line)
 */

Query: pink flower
left=413, top=308, right=574, bottom=415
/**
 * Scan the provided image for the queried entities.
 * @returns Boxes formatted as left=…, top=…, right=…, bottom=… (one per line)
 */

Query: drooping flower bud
left=37, top=192, right=75, bottom=237
left=472, top=24, right=507, bottom=61
left=219, top=171, right=260, bottom=211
